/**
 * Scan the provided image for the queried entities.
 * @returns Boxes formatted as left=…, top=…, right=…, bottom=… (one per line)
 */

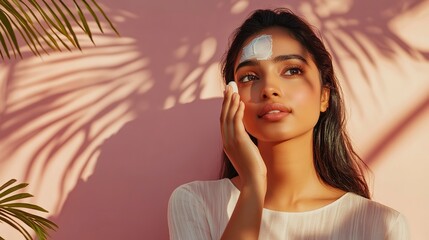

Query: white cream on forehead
left=239, top=34, right=272, bottom=64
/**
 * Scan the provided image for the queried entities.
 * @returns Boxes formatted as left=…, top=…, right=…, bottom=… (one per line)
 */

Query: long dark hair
left=220, top=8, right=370, bottom=199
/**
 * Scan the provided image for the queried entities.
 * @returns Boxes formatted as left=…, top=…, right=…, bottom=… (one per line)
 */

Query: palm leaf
left=0, top=7, right=19, bottom=58
left=0, top=179, right=18, bottom=192
left=13, top=0, right=61, bottom=52
left=90, top=0, right=118, bottom=35
left=0, top=0, right=119, bottom=60
left=0, top=213, right=33, bottom=240
left=73, top=0, right=92, bottom=43
left=2, top=0, right=58, bottom=55
left=0, top=179, right=58, bottom=240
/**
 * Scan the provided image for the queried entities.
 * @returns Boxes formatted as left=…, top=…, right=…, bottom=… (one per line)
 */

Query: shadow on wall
left=0, top=0, right=427, bottom=239
left=50, top=99, right=223, bottom=239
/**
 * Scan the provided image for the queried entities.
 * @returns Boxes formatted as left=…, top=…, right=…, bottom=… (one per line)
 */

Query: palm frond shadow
left=0, top=31, right=151, bottom=212
left=364, top=90, right=429, bottom=164
left=294, top=0, right=429, bottom=115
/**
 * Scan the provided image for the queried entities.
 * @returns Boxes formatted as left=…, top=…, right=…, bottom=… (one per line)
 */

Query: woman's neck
left=257, top=131, right=341, bottom=211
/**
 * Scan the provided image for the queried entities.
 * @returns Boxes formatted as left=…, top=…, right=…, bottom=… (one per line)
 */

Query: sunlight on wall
left=230, top=0, right=250, bottom=14
left=0, top=0, right=428, bottom=239
left=389, top=0, right=429, bottom=51
left=200, top=63, right=224, bottom=100
left=164, top=36, right=223, bottom=109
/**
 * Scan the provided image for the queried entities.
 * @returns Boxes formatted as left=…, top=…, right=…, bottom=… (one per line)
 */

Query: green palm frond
left=0, top=0, right=119, bottom=60
left=0, top=179, right=58, bottom=240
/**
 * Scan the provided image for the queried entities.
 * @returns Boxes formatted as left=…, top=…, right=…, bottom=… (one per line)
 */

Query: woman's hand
left=220, top=82, right=267, bottom=240
left=220, top=82, right=267, bottom=186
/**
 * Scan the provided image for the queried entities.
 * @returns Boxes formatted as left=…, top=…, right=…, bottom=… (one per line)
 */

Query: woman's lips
left=258, top=103, right=291, bottom=121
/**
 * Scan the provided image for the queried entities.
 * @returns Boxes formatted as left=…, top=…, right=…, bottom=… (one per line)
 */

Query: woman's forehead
left=235, top=28, right=310, bottom=66
left=239, top=34, right=273, bottom=64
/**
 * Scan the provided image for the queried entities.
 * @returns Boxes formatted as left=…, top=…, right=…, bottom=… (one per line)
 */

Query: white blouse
left=168, top=178, right=409, bottom=240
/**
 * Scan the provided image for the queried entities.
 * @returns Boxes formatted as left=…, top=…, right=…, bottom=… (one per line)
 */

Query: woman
left=168, top=8, right=409, bottom=239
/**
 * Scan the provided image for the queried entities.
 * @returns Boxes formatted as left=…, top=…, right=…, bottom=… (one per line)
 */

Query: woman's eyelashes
left=283, top=66, right=303, bottom=76
left=239, top=73, right=259, bottom=83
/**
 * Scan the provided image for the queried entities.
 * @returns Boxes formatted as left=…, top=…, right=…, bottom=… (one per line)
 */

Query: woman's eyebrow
left=235, top=59, right=258, bottom=73
left=235, top=54, right=308, bottom=72
left=273, top=54, right=308, bottom=64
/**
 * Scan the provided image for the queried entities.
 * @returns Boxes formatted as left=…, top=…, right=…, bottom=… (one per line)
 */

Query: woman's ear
left=320, top=87, right=330, bottom=112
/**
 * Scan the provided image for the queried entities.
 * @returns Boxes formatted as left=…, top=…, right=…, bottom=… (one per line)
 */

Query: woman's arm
left=221, top=177, right=266, bottom=239
left=220, top=84, right=267, bottom=239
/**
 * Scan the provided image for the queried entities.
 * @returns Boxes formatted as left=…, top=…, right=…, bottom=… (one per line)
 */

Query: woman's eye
left=240, top=74, right=259, bottom=83
left=284, top=68, right=302, bottom=76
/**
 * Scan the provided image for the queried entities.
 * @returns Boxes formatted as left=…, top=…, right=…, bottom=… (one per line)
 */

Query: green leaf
left=27, top=0, right=60, bottom=31
left=24, top=0, right=73, bottom=50
left=41, top=0, right=78, bottom=48
left=0, top=44, right=4, bottom=59
left=58, top=0, right=84, bottom=30
left=5, top=209, right=41, bottom=239
left=3, top=1, right=47, bottom=55
left=0, top=180, right=16, bottom=192
left=91, top=0, right=119, bottom=35
left=0, top=0, right=119, bottom=59
left=0, top=176, right=57, bottom=240
left=0, top=20, right=17, bottom=58
left=0, top=11, right=15, bottom=58
left=74, top=0, right=93, bottom=43
left=11, top=0, right=34, bottom=25
left=10, top=17, right=43, bottom=56
left=7, top=207, right=58, bottom=229
left=42, top=0, right=68, bottom=34
left=82, top=0, right=102, bottom=33
left=51, top=0, right=80, bottom=48
left=0, top=212, right=33, bottom=240
left=5, top=208, right=57, bottom=240
left=0, top=181, right=29, bottom=200
left=1, top=203, right=48, bottom=212
left=0, top=26, right=10, bottom=58
left=0, top=193, right=33, bottom=204
left=3, top=2, right=41, bottom=55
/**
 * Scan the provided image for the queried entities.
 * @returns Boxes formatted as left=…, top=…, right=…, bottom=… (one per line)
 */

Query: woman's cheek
left=291, top=89, right=311, bottom=106
left=291, top=89, right=322, bottom=120
left=292, top=84, right=320, bottom=105
left=242, top=103, right=257, bottom=132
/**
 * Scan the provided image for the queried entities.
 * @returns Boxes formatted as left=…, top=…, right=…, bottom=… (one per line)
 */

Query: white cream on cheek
left=239, top=34, right=273, bottom=64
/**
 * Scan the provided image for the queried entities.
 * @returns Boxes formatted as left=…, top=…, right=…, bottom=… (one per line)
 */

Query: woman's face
left=234, top=27, right=329, bottom=143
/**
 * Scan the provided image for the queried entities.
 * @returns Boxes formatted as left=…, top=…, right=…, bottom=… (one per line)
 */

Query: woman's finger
left=234, top=100, right=246, bottom=135
left=220, top=85, right=233, bottom=125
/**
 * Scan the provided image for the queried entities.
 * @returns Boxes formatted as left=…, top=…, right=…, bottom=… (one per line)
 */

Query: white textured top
left=168, top=178, right=409, bottom=240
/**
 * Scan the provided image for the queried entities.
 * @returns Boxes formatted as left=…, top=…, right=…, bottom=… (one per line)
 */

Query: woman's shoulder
left=172, top=178, right=235, bottom=192
left=169, top=178, right=238, bottom=203
left=344, top=193, right=409, bottom=238
left=168, top=179, right=239, bottom=239
left=346, top=193, right=401, bottom=217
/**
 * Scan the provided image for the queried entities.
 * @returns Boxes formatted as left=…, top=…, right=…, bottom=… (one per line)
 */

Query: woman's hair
left=220, top=8, right=370, bottom=199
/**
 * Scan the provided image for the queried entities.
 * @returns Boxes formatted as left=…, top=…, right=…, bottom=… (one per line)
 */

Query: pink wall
left=0, top=0, right=428, bottom=239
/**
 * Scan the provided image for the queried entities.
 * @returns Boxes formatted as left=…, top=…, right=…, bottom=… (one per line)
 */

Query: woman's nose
left=260, top=78, right=282, bottom=99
